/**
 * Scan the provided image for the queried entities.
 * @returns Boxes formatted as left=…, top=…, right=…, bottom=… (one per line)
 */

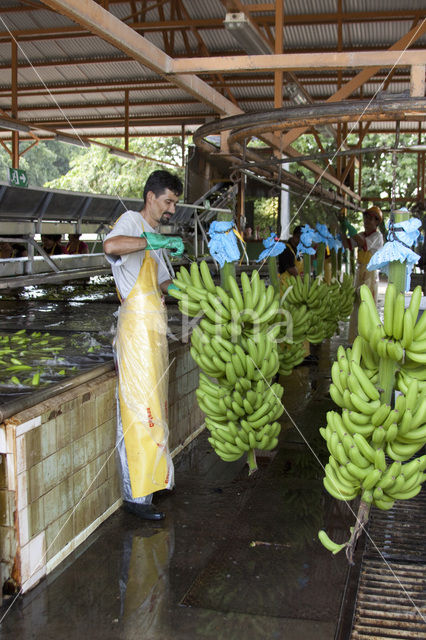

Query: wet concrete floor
left=0, top=330, right=361, bottom=640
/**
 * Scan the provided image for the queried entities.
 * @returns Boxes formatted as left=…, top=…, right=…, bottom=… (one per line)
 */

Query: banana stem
left=378, top=211, right=408, bottom=403
left=349, top=250, right=356, bottom=277
left=220, top=261, right=235, bottom=293
left=388, top=208, right=410, bottom=295
left=316, top=243, right=325, bottom=277
left=378, top=355, right=396, bottom=405
left=247, top=448, right=258, bottom=475
left=346, top=500, right=370, bottom=565
left=268, top=257, right=280, bottom=296
left=331, top=249, right=337, bottom=279
left=303, top=254, right=311, bottom=284
left=337, top=249, right=342, bottom=279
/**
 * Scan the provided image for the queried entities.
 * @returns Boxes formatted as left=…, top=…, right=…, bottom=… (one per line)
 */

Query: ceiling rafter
left=0, top=0, right=422, bottom=205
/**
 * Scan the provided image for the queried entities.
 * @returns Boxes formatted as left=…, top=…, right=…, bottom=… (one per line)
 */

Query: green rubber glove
left=340, top=219, right=358, bottom=238
left=167, top=283, right=179, bottom=293
left=141, top=232, right=184, bottom=256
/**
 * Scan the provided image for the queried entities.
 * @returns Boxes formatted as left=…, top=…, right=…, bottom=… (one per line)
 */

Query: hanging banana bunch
left=169, top=261, right=284, bottom=474
left=318, top=282, right=426, bottom=557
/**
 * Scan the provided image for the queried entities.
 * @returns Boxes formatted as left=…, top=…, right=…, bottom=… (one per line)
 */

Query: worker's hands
left=167, top=282, right=179, bottom=293
left=141, top=232, right=185, bottom=256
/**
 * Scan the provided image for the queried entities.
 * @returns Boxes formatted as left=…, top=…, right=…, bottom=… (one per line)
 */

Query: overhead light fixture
left=0, top=117, right=30, bottom=133
left=55, top=133, right=90, bottom=148
left=224, top=12, right=271, bottom=55
left=109, top=147, right=136, bottom=160
left=285, top=82, right=310, bottom=105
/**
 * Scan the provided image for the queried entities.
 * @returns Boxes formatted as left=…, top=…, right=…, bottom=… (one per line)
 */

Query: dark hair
left=292, top=225, right=302, bottom=236
left=42, top=234, right=62, bottom=242
left=143, top=170, right=183, bottom=203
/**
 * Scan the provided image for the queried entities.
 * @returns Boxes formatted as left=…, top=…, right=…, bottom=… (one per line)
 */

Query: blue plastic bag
left=208, top=221, right=241, bottom=268
left=297, top=224, right=317, bottom=255
left=256, top=232, right=285, bottom=261
left=367, top=214, right=421, bottom=290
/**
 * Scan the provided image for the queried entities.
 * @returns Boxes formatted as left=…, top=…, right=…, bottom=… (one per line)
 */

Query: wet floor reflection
left=118, top=528, right=174, bottom=634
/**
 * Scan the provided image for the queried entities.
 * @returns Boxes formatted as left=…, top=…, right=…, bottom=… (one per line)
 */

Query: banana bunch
left=358, top=283, right=424, bottom=363
left=322, top=337, right=426, bottom=509
left=279, top=301, right=312, bottom=344
left=169, top=261, right=285, bottom=468
left=321, top=408, right=426, bottom=509
left=338, top=273, right=355, bottom=321
left=322, top=280, right=342, bottom=339
left=190, top=326, right=279, bottom=384
left=199, top=373, right=284, bottom=460
left=329, top=337, right=381, bottom=416
left=281, top=274, right=329, bottom=344
left=385, top=377, right=426, bottom=462
left=319, top=283, right=426, bottom=555
left=171, top=262, right=280, bottom=335
left=277, top=340, right=306, bottom=376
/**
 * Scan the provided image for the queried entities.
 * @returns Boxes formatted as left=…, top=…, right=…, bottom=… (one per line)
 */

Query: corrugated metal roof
left=0, top=0, right=423, bottom=201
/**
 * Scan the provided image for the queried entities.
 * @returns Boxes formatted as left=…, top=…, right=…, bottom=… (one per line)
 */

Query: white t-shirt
left=104, top=210, right=171, bottom=299
left=349, top=230, right=383, bottom=254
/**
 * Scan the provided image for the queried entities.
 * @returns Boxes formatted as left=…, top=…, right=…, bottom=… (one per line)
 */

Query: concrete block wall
left=0, top=340, right=204, bottom=594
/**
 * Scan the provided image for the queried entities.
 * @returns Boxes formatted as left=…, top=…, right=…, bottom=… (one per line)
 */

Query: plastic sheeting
left=256, top=232, right=285, bottom=261
left=367, top=214, right=421, bottom=290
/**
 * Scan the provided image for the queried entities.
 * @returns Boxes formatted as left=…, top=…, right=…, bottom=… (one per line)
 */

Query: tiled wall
left=0, top=340, right=204, bottom=594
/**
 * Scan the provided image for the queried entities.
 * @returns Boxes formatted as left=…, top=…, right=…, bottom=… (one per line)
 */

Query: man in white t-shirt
left=104, top=170, right=184, bottom=520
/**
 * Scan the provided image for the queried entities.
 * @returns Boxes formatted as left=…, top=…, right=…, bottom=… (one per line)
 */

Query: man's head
left=363, top=206, right=382, bottom=234
left=142, top=170, right=183, bottom=228
left=41, top=234, right=61, bottom=249
left=291, top=225, right=302, bottom=245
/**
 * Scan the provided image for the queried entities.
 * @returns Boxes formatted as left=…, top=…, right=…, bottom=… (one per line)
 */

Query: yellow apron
left=115, top=249, right=172, bottom=498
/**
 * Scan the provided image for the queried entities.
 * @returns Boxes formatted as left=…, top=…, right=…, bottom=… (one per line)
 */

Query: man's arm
left=103, top=234, right=148, bottom=257
left=287, top=266, right=299, bottom=277
left=160, top=279, right=172, bottom=294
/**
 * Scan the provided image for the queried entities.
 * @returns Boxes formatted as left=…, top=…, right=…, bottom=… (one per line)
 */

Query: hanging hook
left=391, top=121, right=400, bottom=213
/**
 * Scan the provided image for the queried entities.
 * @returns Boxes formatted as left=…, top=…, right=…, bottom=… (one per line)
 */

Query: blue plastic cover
left=328, top=234, right=342, bottom=251
left=315, top=222, right=334, bottom=245
left=256, top=232, right=286, bottom=261
left=297, top=224, right=317, bottom=255
left=367, top=215, right=421, bottom=290
left=208, top=220, right=241, bottom=268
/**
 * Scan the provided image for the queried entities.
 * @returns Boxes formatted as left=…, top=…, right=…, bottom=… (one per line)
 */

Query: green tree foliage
left=45, top=137, right=186, bottom=196
left=0, top=139, right=81, bottom=187
left=253, top=196, right=278, bottom=236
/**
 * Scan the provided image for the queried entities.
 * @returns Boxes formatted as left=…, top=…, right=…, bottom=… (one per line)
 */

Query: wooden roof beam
left=171, top=49, right=426, bottom=74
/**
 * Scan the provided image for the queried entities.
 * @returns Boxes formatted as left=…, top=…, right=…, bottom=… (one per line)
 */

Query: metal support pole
left=11, top=39, right=19, bottom=169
